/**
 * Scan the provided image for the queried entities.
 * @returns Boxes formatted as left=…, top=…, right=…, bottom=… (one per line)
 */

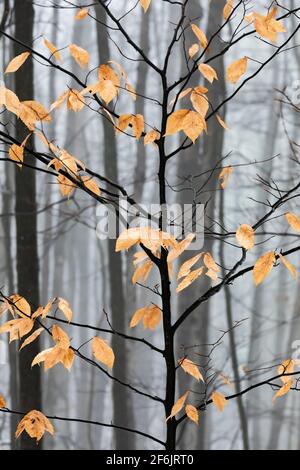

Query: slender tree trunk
left=95, top=6, right=134, bottom=450
left=13, top=0, right=42, bottom=450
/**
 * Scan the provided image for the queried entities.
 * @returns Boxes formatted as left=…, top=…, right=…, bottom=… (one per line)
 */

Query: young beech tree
left=0, top=0, right=300, bottom=450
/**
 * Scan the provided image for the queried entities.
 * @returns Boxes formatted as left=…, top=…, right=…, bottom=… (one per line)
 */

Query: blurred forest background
left=0, top=0, right=300, bottom=450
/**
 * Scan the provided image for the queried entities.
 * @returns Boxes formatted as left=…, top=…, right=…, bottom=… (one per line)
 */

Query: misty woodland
left=0, top=0, right=300, bottom=451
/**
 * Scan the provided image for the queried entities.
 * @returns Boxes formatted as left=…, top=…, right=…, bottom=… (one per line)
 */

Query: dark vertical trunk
left=13, top=0, right=42, bottom=450
left=95, top=6, right=134, bottom=450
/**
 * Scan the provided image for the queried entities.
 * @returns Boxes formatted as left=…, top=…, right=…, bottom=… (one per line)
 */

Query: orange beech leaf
left=272, top=379, right=293, bottom=403
left=278, top=359, right=295, bottom=384
left=198, top=63, right=218, bottom=83
left=0, top=395, right=6, bottom=409
left=132, top=259, right=153, bottom=285
left=5, top=52, right=30, bottom=73
left=75, top=8, right=89, bottom=20
left=167, top=391, right=189, bottom=420
left=99, top=64, right=120, bottom=88
left=279, top=254, right=297, bottom=279
left=0, top=318, right=34, bottom=342
left=182, top=110, right=207, bottom=142
left=57, top=298, right=73, bottom=323
left=143, top=305, right=162, bottom=331
left=57, top=174, right=75, bottom=197
left=165, top=109, right=189, bottom=136
left=223, top=0, right=234, bottom=20
left=236, top=224, right=254, bottom=250
left=44, top=38, right=62, bottom=62
left=226, top=57, right=248, bottom=84
left=81, top=176, right=101, bottom=197
left=253, top=251, right=275, bottom=286
left=16, top=411, right=54, bottom=442
left=9, top=295, right=31, bottom=318
left=20, top=328, right=44, bottom=351
left=177, top=253, right=203, bottom=280
left=67, top=89, right=85, bottom=112
left=140, top=0, right=151, bottom=13
left=32, top=345, right=74, bottom=371
left=0, top=87, right=21, bottom=115
left=218, top=166, right=233, bottom=189
left=167, top=233, right=196, bottom=263
left=52, top=325, right=70, bottom=350
left=92, top=336, right=115, bottom=369
left=253, top=7, right=286, bottom=43
left=185, top=404, right=199, bottom=424
left=179, top=358, right=204, bottom=382
left=69, top=44, right=90, bottom=69
left=144, top=129, right=160, bottom=146
left=190, top=90, right=209, bottom=117
left=191, top=24, right=208, bottom=49
left=22, top=100, right=52, bottom=122
left=9, top=144, right=24, bottom=168
left=176, top=267, right=204, bottom=293
left=211, top=391, right=227, bottom=411
left=216, top=114, right=229, bottom=130
left=189, top=43, right=200, bottom=58
left=286, top=212, right=300, bottom=233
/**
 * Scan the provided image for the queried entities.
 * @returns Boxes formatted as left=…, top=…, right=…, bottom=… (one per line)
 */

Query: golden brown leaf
left=57, top=298, right=73, bottom=323
left=236, top=224, right=254, bottom=250
left=140, top=0, right=151, bottom=13
left=189, top=43, right=200, bottom=58
left=216, top=114, right=229, bottom=130
left=20, top=328, right=44, bottom=351
left=180, top=358, right=204, bottom=382
left=218, top=166, right=233, bottom=189
left=75, top=8, right=89, bottom=20
left=223, top=0, right=233, bottom=20
left=226, top=57, right=248, bottom=84
left=185, top=404, right=199, bottom=424
left=44, top=38, right=62, bottom=62
left=165, top=109, right=189, bottom=136
left=0, top=395, right=6, bottom=409
left=176, top=267, right=204, bottom=293
left=92, top=336, right=115, bottom=369
left=278, top=359, right=294, bottom=384
left=144, top=129, right=160, bottom=146
left=167, top=391, right=189, bottom=420
left=167, top=233, right=196, bottom=263
left=9, top=144, right=24, bottom=168
left=69, top=44, right=90, bottom=69
left=253, top=251, right=275, bottom=286
left=198, top=63, right=218, bottom=83
left=182, top=110, right=207, bottom=143
left=272, top=379, right=293, bottom=402
left=16, top=410, right=54, bottom=442
left=190, top=90, right=209, bottom=117
left=52, top=325, right=70, bottom=350
left=177, top=253, right=203, bottom=280
left=191, top=24, right=208, bottom=49
left=279, top=254, right=297, bottom=279
left=130, top=306, right=147, bottom=328
left=211, top=391, right=227, bottom=411
left=5, top=52, right=30, bottom=74
left=81, top=176, right=101, bottom=197
left=286, top=212, right=300, bottom=233
left=143, top=305, right=162, bottom=331
left=9, top=295, right=31, bottom=318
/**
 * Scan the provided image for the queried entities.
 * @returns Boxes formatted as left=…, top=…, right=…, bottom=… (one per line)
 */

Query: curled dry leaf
left=272, top=379, right=293, bottom=403
left=44, top=38, right=62, bottom=62
left=226, top=57, right=248, bottom=84
left=144, top=129, right=160, bottom=146
left=69, top=44, right=90, bottom=69
left=189, top=43, right=200, bottom=58
left=185, top=404, right=199, bottom=425
left=15, top=410, right=54, bottom=442
left=167, top=391, right=189, bottom=420
left=279, top=253, right=297, bottom=279
left=198, top=63, right=218, bottom=83
left=253, top=7, right=286, bottom=43
left=211, top=391, right=227, bottom=411
left=32, top=345, right=74, bottom=371
left=5, top=52, right=31, bottom=74
left=223, top=0, right=234, bottom=20
left=179, top=358, right=204, bottom=382
left=278, top=359, right=294, bottom=384
left=216, top=114, right=229, bottom=130
left=218, top=166, right=233, bottom=189
left=191, top=24, right=208, bottom=49
left=176, top=267, right=204, bottom=293
left=253, top=251, right=275, bottom=286
left=0, top=394, right=6, bottom=409
left=20, top=327, right=44, bottom=351
left=236, top=224, right=254, bottom=250
left=177, top=253, right=203, bottom=280
left=75, top=8, right=89, bottom=20
left=92, top=336, right=115, bottom=369
left=140, top=0, right=151, bottom=13
left=286, top=212, right=300, bottom=234
left=57, top=297, right=73, bottom=322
